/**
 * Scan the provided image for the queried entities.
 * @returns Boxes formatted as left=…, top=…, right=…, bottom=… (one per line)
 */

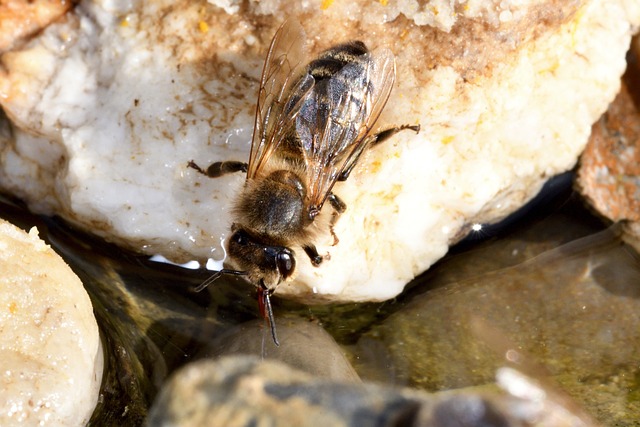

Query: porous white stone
left=0, top=0, right=638, bottom=302
left=0, top=219, right=102, bottom=426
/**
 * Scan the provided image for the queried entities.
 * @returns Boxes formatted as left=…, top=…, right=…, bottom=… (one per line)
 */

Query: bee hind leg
left=337, top=124, right=420, bottom=182
left=187, top=160, right=248, bottom=178
left=370, top=124, right=420, bottom=148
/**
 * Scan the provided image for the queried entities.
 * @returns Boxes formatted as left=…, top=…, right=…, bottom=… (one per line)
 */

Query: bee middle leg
left=187, top=160, right=248, bottom=178
left=303, top=245, right=323, bottom=266
left=338, top=124, right=420, bottom=182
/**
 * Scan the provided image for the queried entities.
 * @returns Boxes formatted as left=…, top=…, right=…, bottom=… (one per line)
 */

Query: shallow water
left=1, top=175, right=639, bottom=425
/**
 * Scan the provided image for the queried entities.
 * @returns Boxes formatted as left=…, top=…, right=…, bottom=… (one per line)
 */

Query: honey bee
left=188, top=21, right=419, bottom=345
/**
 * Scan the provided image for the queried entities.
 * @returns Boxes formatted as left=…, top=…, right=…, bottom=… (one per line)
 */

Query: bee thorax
left=236, top=170, right=308, bottom=238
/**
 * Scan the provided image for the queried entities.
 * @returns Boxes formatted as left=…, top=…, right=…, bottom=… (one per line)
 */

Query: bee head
left=227, top=226, right=296, bottom=289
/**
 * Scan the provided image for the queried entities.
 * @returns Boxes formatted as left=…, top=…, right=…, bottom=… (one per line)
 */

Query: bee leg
left=187, top=160, right=248, bottom=178
left=370, top=124, right=420, bottom=148
left=303, top=245, right=323, bottom=266
left=328, top=193, right=347, bottom=213
left=327, top=193, right=347, bottom=246
left=337, top=124, right=420, bottom=182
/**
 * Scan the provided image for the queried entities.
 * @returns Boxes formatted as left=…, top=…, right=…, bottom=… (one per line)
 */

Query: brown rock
left=0, top=0, right=75, bottom=53
left=576, top=56, right=640, bottom=223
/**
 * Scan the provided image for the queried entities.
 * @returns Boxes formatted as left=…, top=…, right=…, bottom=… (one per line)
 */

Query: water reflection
left=357, top=226, right=640, bottom=425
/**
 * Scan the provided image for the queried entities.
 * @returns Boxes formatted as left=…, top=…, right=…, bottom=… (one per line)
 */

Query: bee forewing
left=363, top=47, right=396, bottom=132
left=248, top=21, right=314, bottom=180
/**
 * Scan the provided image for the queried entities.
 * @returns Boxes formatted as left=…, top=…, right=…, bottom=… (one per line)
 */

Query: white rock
left=0, top=0, right=638, bottom=302
left=0, top=219, right=102, bottom=426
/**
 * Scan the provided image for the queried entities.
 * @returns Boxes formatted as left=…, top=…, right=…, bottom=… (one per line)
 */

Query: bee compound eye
left=276, top=250, right=295, bottom=280
left=230, top=230, right=248, bottom=245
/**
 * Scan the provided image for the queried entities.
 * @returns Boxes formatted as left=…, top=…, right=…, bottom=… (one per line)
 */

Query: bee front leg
left=327, top=193, right=346, bottom=246
left=187, top=160, right=248, bottom=178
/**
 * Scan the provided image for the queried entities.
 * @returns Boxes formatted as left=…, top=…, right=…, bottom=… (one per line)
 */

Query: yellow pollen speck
left=379, top=0, right=389, bottom=6
left=321, top=0, right=334, bottom=10
left=199, top=21, right=209, bottom=33
left=432, top=6, right=439, bottom=15
left=370, top=160, right=382, bottom=174
left=120, top=18, right=129, bottom=27
left=9, top=301, right=17, bottom=314
left=569, top=6, right=586, bottom=48
left=538, top=59, right=560, bottom=75
left=442, top=135, right=455, bottom=145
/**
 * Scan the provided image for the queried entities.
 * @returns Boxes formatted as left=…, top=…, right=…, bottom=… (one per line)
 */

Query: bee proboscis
left=189, top=21, right=419, bottom=345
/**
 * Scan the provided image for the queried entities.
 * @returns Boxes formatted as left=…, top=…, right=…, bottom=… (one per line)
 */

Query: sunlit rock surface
left=0, top=0, right=639, bottom=302
left=577, top=83, right=640, bottom=225
left=146, top=356, right=599, bottom=427
left=0, top=219, right=102, bottom=426
left=0, top=0, right=74, bottom=52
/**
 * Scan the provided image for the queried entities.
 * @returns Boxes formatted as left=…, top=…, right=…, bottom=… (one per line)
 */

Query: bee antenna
left=194, top=269, right=246, bottom=292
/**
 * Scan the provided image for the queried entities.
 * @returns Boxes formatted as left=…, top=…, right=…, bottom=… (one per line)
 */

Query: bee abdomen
left=308, top=41, right=368, bottom=81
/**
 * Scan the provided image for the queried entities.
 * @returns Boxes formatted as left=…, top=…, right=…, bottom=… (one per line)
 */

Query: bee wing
left=298, top=48, right=396, bottom=214
left=247, top=21, right=315, bottom=180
